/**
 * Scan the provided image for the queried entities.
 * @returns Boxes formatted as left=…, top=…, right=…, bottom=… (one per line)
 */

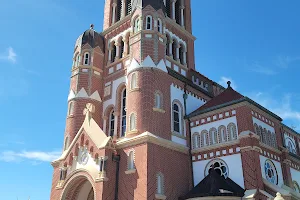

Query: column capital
left=112, top=2, right=117, bottom=7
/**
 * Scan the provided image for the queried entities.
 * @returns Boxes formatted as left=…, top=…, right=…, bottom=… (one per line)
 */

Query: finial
left=227, top=81, right=231, bottom=88
left=90, top=24, right=94, bottom=29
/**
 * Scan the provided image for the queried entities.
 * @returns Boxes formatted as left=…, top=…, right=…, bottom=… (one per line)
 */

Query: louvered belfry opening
left=126, top=0, right=132, bottom=15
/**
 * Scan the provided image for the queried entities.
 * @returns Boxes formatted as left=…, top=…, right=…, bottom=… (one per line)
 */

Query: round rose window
left=264, top=159, right=278, bottom=185
left=205, top=159, right=229, bottom=179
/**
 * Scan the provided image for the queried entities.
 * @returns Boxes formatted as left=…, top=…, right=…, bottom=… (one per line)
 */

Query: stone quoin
left=49, top=0, right=300, bottom=199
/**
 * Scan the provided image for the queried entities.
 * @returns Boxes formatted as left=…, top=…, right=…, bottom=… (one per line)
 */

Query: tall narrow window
left=192, top=133, right=200, bottom=149
left=200, top=130, right=208, bottom=147
left=128, top=151, right=134, bottom=170
left=146, top=15, right=152, bottom=30
left=121, top=89, right=127, bottom=137
left=157, top=173, right=164, bottom=195
left=166, top=35, right=170, bottom=56
left=64, top=136, right=69, bottom=151
left=126, top=0, right=132, bottom=15
left=84, top=52, right=90, bottom=65
left=111, top=43, right=117, bottom=62
left=155, top=93, right=162, bottom=109
left=68, top=101, right=74, bottom=116
left=227, top=123, right=237, bottom=140
left=130, top=113, right=136, bottom=131
left=120, top=40, right=124, bottom=58
left=157, top=18, right=162, bottom=33
left=75, top=55, right=80, bottom=67
left=134, top=18, right=140, bottom=33
left=166, top=0, right=171, bottom=18
left=175, top=0, right=180, bottom=24
left=218, top=126, right=227, bottom=143
left=172, top=40, right=177, bottom=60
left=173, top=103, right=181, bottom=134
left=109, top=110, right=115, bottom=137
left=209, top=128, right=217, bottom=145
left=130, top=73, right=137, bottom=89
left=179, top=46, right=184, bottom=65
left=116, top=0, right=122, bottom=22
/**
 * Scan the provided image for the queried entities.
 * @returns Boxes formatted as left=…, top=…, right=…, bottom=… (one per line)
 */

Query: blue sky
left=0, top=0, right=299, bottom=199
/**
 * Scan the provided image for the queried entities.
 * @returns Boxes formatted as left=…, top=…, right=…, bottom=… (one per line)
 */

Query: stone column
left=103, top=116, right=108, bottom=135
left=176, top=43, right=180, bottom=61
left=180, top=5, right=185, bottom=27
left=112, top=2, right=117, bottom=24
left=171, top=0, right=177, bottom=20
left=108, top=47, right=113, bottom=64
left=123, top=38, right=129, bottom=56
left=115, top=42, right=120, bottom=60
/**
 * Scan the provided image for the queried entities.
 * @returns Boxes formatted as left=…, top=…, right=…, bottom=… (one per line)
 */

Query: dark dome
left=80, top=25, right=104, bottom=50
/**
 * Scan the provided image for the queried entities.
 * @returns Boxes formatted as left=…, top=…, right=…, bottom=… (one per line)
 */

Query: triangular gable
left=52, top=106, right=114, bottom=163
left=90, top=91, right=102, bottom=102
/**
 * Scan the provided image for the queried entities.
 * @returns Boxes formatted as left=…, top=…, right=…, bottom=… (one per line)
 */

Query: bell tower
left=63, top=25, right=105, bottom=151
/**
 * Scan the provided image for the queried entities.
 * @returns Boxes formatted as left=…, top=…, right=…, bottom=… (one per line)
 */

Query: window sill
left=155, top=194, right=166, bottom=200
left=153, top=108, right=165, bottom=113
left=129, top=88, right=140, bottom=93
left=125, top=169, right=136, bottom=174
left=172, top=132, right=186, bottom=139
left=126, top=130, right=139, bottom=135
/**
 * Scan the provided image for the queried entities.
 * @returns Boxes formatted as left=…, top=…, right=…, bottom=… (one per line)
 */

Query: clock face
left=81, top=152, right=89, bottom=165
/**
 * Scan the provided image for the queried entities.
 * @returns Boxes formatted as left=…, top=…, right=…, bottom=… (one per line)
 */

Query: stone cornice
left=191, top=140, right=240, bottom=154
left=116, top=131, right=189, bottom=154
left=259, top=142, right=282, bottom=155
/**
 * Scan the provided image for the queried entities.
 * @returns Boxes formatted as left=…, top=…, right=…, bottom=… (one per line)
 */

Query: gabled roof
left=52, top=104, right=114, bottom=164
left=187, top=81, right=282, bottom=121
left=180, top=169, right=245, bottom=199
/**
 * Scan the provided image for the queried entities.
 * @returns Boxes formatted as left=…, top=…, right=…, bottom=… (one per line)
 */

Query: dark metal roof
left=132, top=0, right=166, bottom=12
left=81, top=25, right=105, bottom=50
left=180, top=169, right=245, bottom=199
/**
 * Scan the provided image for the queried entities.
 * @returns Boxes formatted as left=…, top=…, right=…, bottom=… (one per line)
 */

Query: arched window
left=130, top=73, right=137, bottom=89
left=157, top=18, right=162, bottom=33
left=64, top=136, right=69, bottom=151
left=175, top=0, right=181, bottom=24
left=121, top=89, right=127, bottom=137
left=166, top=34, right=170, bottom=56
left=134, top=18, right=140, bottom=33
left=293, top=181, right=300, bottom=193
left=262, top=128, right=267, bottom=144
left=192, top=133, right=200, bottom=149
left=271, top=133, right=277, bottom=148
left=209, top=128, right=218, bottom=145
left=179, top=45, right=185, bottom=65
left=146, top=15, right=152, bottom=30
left=201, top=130, right=208, bottom=147
left=128, top=151, right=135, bottom=170
left=111, top=42, right=117, bottom=62
left=154, top=92, right=162, bottom=109
left=120, top=40, right=124, bottom=58
left=227, top=123, right=237, bottom=140
left=218, top=126, right=227, bottom=143
left=126, top=0, right=132, bottom=15
left=172, top=39, right=177, bottom=60
left=286, top=138, right=297, bottom=154
left=75, top=54, right=80, bottom=67
left=267, top=131, right=272, bottom=146
left=83, top=52, right=90, bottom=65
left=172, top=102, right=182, bottom=134
left=166, top=0, right=171, bottom=18
left=109, top=110, right=115, bottom=137
left=157, top=173, right=164, bottom=195
left=68, top=101, right=74, bottom=116
left=205, top=159, right=229, bottom=179
left=129, top=113, right=136, bottom=131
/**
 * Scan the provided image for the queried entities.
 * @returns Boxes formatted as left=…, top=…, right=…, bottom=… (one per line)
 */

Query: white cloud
left=0, top=150, right=61, bottom=163
left=248, top=92, right=300, bottom=130
left=0, top=47, right=17, bottom=63
left=275, top=55, right=300, bottom=69
left=218, top=77, right=237, bottom=90
left=251, top=63, right=277, bottom=75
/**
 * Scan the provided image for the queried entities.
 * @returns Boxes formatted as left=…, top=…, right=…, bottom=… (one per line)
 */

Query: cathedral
left=49, top=0, right=300, bottom=199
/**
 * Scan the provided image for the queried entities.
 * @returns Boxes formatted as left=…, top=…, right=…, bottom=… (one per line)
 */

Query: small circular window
left=264, top=159, right=278, bottom=185
left=205, top=159, right=229, bottom=179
